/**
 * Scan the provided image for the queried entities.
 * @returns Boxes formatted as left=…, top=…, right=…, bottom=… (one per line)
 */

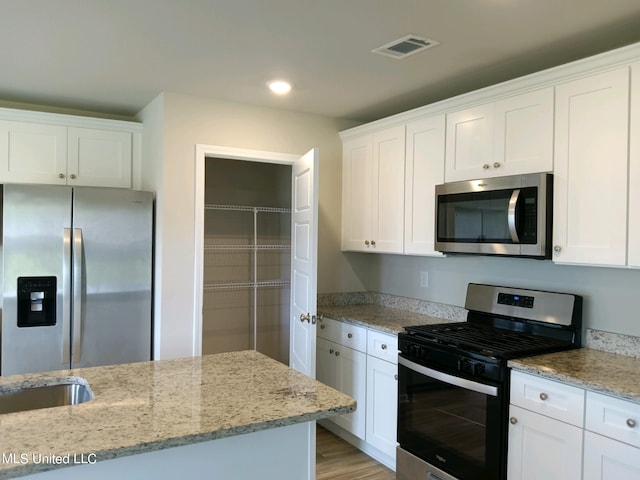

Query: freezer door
left=2, top=185, right=73, bottom=376
left=71, top=188, right=152, bottom=368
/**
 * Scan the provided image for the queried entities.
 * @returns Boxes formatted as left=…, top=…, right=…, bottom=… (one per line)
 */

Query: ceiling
left=3, top=0, right=640, bottom=123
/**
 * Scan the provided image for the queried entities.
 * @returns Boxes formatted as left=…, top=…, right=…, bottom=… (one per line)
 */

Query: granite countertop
left=0, top=351, right=355, bottom=479
left=318, top=304, right=457, bottom=335
left=509, top=348, right=640, bottom=403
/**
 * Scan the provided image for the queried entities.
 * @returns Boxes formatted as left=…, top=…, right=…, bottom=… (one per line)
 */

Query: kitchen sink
left=0, top=380, right=94, bottom=414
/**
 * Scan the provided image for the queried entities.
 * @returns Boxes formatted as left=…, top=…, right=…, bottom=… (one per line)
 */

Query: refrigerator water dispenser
left=17, top=277, right=57, bottom=327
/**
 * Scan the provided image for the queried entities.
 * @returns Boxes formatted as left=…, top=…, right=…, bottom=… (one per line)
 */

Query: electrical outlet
left=420, top=271, right=429, bottom=288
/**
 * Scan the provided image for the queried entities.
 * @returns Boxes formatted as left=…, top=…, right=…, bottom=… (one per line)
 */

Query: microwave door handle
left=508, top=189, right=521, bottom=243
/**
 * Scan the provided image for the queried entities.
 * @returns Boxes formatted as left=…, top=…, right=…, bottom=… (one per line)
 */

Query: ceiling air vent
left=371, top=34, right=440, bottom=59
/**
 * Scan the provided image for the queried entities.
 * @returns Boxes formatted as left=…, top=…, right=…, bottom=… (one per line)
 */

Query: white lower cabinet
left=507, top=404, right=583, bottom=480
left=316, top=337, right=366, bottom=439
left=509, top=371, right=640, bottom=480
left=317, top=318, right=398, bottom=469
left=366, top=355, right=397, bottom=460
left=583, top=431, right=640, bottom=480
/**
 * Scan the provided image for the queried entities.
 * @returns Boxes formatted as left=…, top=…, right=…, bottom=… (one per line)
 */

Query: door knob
left=299, top=313, right=311, bottom=323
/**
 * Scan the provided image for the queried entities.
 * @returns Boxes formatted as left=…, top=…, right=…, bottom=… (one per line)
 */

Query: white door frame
left=193, top=144, right=300, bottom=357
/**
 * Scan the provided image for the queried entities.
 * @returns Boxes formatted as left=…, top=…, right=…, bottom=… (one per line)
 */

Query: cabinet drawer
left=586, top=391, right=640, bottom=448
left=317, top=317, right=367, bottom=352
left=367, top=330, right=398, bottom=363
left=510, top=371, right=585, bottom=427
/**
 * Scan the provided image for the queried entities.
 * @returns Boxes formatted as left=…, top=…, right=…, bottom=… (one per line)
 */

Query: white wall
left=363, top=253, right=640, bottom=337
left=137, top=92, right=364, bottom=359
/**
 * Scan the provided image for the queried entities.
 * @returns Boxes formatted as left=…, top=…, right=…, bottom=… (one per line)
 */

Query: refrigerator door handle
left=72, top=228, right=84, bottom=363
left=62, top=228, right=72, bottom=364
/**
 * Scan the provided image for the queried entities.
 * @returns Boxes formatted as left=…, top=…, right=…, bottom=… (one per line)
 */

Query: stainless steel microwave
left=435, top=173, right=552, bottom=258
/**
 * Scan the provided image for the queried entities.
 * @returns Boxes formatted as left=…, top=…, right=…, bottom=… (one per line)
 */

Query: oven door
left=397, top=355, right=507, bottom=480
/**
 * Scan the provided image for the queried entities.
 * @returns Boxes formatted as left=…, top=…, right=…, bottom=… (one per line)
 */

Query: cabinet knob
left=394, top=374, right=398, bottom=381
left=539, top=392, right=548, bottom=401
left=69, top=173, right=77, bottom=179
left=364, top=240, right=370, bottom=246
left=320, top=325, right=325, bottom=330
left=510, top=417, right=518, bottom=425
left=335, top=351, right=340, bottom=357
left=483, top=164, right=490, bottom=170
left=627, top=419, right=637, bottom=428
left=493, top=162, right=501, bottom=168
left=58, top=173, right=65, bottom=179
left=329, top=349, right=334, bottom=354
left=553, top=245, right=562, bottom=253
left=347, top=333, right=353, bottom=339
left=381, top=344, right=387, bottom=350
left=371, top=240, right=376, bottom=246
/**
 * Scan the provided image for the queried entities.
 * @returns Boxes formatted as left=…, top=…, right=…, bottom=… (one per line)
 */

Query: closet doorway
left=194, top=146, right=319, bottom=376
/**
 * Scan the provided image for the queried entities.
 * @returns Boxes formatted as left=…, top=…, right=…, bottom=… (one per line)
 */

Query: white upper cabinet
left=0, top=121, right=68, bottom=185
left=68, top=127, right=132, bottom=188
left=342, top=125, right=405, bottom=253
left=629, top=62, right=640, bottom=268
left=0, top=109, right=139, bottom=189
left=445, top=87, right=554, bottom=182
left=404, top=115, right=445, bottom=256
left=553, top=68, right=630, bottom=266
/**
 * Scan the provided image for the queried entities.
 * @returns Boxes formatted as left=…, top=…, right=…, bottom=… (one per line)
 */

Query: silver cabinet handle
left=554, top=245, right=562, bottom=253
left=381, top=344, right=387, bottom=350
left=58, top=173, right=65, bottom=179
left=347, top=333, right=353, bottom=339
left=627, top=419, right=637, bottom=428
left=539, top=392, right=548, bottom=401
left=329, top=349, right=334, bottom=354
left=371, top=240, right=376, bottom=246
left=335, top=351, right=340, bottom=356
left=394, top=374, right=398, bottom=381
left=493, top=162, right=501, bottom=168
left=69, top=174, right=77, bottom=179
left=482, top=164, right=490, bottom=169
left=510, top=417, right=518, bottom=425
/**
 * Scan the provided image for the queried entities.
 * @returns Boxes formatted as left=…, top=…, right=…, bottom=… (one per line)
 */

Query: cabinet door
left=0, top=121, right=67, bottom=185
left=316, top=338, right=338, bottom=389
left=366, top=356, right=398, bottom=460
left=494, top=87, right=554, bottom=176
left=371, top=125, right=405, bottom=253
left=68, top=127, right=132, bottom=188
left=404, top=115, right=445, bottom=256
left=341, top=134, right=372, bottom=251
left=332, top=344, right=367, bottom=439
left=629, top=62, right=640, bottom=267
left=553, top=68, right=630, bottom=266
left=508, top=405, right=583, bottom=480
left=584, top=431, right=640, bottom=480
left=445, top=103, right=493, bottom=182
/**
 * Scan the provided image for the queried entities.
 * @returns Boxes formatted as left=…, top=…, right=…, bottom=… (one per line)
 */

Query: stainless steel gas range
left=396, top=283, right=583, bottom=480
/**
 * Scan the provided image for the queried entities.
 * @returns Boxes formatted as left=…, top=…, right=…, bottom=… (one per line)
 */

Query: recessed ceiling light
left=267, top=80, right=292, bottom=95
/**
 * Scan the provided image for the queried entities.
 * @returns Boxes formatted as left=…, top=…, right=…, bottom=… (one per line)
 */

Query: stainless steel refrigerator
left=1, top=185, right=153, bottom=376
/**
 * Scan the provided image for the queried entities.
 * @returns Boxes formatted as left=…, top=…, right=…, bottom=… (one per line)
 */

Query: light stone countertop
left=509, top=348, right=640, bottom=403
left=0, top=350, right=355, bottom=479
left=318, top=304, right=458, bottom=335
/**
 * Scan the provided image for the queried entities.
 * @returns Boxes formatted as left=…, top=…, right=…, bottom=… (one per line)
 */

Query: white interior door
left=289, top=148, right=319, bottom=378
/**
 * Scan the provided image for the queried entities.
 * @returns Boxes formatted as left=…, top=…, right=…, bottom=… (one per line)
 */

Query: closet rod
left=203, top=244, right=291, bottom=251
left=203, top=280, right=290, bottom=291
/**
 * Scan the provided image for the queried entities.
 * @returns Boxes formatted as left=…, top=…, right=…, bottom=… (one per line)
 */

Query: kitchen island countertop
left=0, top=350, right=355, bottom=479
left=509, top=348, right=640, bottom=403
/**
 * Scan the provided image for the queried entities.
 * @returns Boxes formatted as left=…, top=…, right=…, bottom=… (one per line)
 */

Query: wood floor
left=316, top=425, right=396, bottom=480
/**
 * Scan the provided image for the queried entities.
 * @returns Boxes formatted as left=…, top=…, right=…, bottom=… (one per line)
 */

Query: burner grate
left=406, top=322, right=573, bottom=358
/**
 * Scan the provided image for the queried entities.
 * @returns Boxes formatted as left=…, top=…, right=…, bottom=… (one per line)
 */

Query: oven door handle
left=399, top=356, right=498, bottom=397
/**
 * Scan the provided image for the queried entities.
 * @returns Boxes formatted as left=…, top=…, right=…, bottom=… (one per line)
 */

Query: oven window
left=437, top=187, right=537, bottom=244
left=398, top=361, right=505, bottom=480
